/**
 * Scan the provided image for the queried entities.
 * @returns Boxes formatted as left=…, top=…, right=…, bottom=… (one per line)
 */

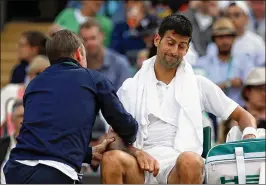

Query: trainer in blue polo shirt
left=4, top=29, right=139, bottom=184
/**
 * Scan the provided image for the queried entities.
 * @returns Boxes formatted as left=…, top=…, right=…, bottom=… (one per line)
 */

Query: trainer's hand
left=106, top=128, right=126, bottom=151
left=91, top=138, right=115, bottom=167
left=134, top=150, right=160, bottom=177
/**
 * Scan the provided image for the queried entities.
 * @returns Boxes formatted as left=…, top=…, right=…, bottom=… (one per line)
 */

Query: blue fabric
left=4, top=160, right=75, bottom=184
left=110, top=22, right=146, bottom=66
left=195, top=53, right=254, bottom=106
left=98, top=1, right=126, bottom=24
left=66, top=0, right=81, bottom=9
left=8, top=58, right=138, bottom=172
left=10, top=60, right=29, bottom=84
left=98, top=48, right=132, bottom=91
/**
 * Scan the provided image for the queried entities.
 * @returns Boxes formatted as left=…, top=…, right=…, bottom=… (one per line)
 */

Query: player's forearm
left=230, top=106, right=257, bottom=131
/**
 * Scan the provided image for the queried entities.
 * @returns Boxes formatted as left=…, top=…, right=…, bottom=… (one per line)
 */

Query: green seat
left=202, top=126, right=212, bottom=158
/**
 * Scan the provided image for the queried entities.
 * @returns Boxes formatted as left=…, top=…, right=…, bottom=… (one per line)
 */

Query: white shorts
left=143, top=146, right=180, bottom=184
left=142, top=146, right=205, bottom=184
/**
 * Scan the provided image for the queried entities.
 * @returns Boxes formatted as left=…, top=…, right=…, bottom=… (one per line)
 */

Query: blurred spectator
left=247, top=1, right=265, bottom=40
left=66, top=0, right=82, bottom=9
left=9, top=31, right=47, bottom=84
left=49, top=0, right=113, bottom=47
left=0, top=100, right=24, bottom=184
left=98, top=1, right=126, bottom=24
left=197, top=18, right=253, bottom=106
left=218, top=67, right=266, bottom=143
left=182, top=1, right=219, bottom=57
left=150, top=0, right=189, bottom=15
left=217, top=1, right=230, bottom=16
left=136, top=14, right=159, bottom=50
left=207, top=1, right=265, bottom=67
left=136, top=49, right=149, bottom=71
left=66, top=0, right=126, bottom=25
left=79, top=19, right=132, bottom=91
left=242, top=67, right=265, bottom=126
left=110, top=1, right=158, bottom=66
left=1, top=55, right=50, bottom=136
left=150, top=0, right=173, bottom=20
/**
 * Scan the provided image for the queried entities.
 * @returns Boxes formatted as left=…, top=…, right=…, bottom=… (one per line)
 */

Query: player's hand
left=243, top=134, right=256, bottom=139
left=134, top=150, right=160, bottom=177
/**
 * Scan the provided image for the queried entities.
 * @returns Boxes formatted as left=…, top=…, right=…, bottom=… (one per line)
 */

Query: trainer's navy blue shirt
left=8, top=57, right=138, bottom=172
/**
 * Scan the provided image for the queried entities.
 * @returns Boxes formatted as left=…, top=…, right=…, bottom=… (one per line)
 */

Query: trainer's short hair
left=46, top=29, right=84, bottom=64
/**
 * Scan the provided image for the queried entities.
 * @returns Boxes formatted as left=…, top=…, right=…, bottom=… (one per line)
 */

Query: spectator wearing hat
left=218, top=67, right=266, bottom=143
left=197, top=18, right=253, bottom=106
left=196, top=18, right=254, bottom=140
left=242, top=67, right=266, bottom=128
left=207, top=1, right=265, bottom=67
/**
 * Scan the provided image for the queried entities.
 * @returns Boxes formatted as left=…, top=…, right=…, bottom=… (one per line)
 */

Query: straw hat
left=212, top=17, right=236, bottom=37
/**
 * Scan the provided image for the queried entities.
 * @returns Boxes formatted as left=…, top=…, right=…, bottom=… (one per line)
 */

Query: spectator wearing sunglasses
left=207, top=1, right=265, bottom=67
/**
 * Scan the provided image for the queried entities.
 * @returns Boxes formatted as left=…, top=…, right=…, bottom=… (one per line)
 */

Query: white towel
left=117, top=56, right=204, bottom=154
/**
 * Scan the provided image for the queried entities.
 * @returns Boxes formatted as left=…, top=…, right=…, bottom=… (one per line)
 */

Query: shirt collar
left=51, top=57, right=82, bottom=67
left=102, top=48, right=111, bottom=69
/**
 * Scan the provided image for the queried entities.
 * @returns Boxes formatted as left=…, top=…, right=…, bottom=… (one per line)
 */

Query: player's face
left=154, top=30, right=189, bottom=69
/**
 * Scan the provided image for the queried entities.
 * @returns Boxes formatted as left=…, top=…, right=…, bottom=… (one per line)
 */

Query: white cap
left=225, top=1, right=250, bottom=15
left=244, top=67, right=266, bottom=86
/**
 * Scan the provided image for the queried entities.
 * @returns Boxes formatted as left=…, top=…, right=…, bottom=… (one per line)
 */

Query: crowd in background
left=1, top=0, right=265, bottom=179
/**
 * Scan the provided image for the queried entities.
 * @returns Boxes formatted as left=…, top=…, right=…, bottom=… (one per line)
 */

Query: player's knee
left=102, top=150, right=129, bottom=168
left=176, top=152, right=204, bottom=171
left=102, top=150, right=122, bottom=166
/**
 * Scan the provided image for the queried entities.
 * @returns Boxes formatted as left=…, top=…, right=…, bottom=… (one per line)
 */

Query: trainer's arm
left=83, top=138, right=115, bottom=165
left=95, top=73, right=138, bottom=145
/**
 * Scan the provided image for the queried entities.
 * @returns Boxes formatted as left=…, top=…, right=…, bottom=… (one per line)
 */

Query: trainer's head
left=46, top=29, right=87, bottom=68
